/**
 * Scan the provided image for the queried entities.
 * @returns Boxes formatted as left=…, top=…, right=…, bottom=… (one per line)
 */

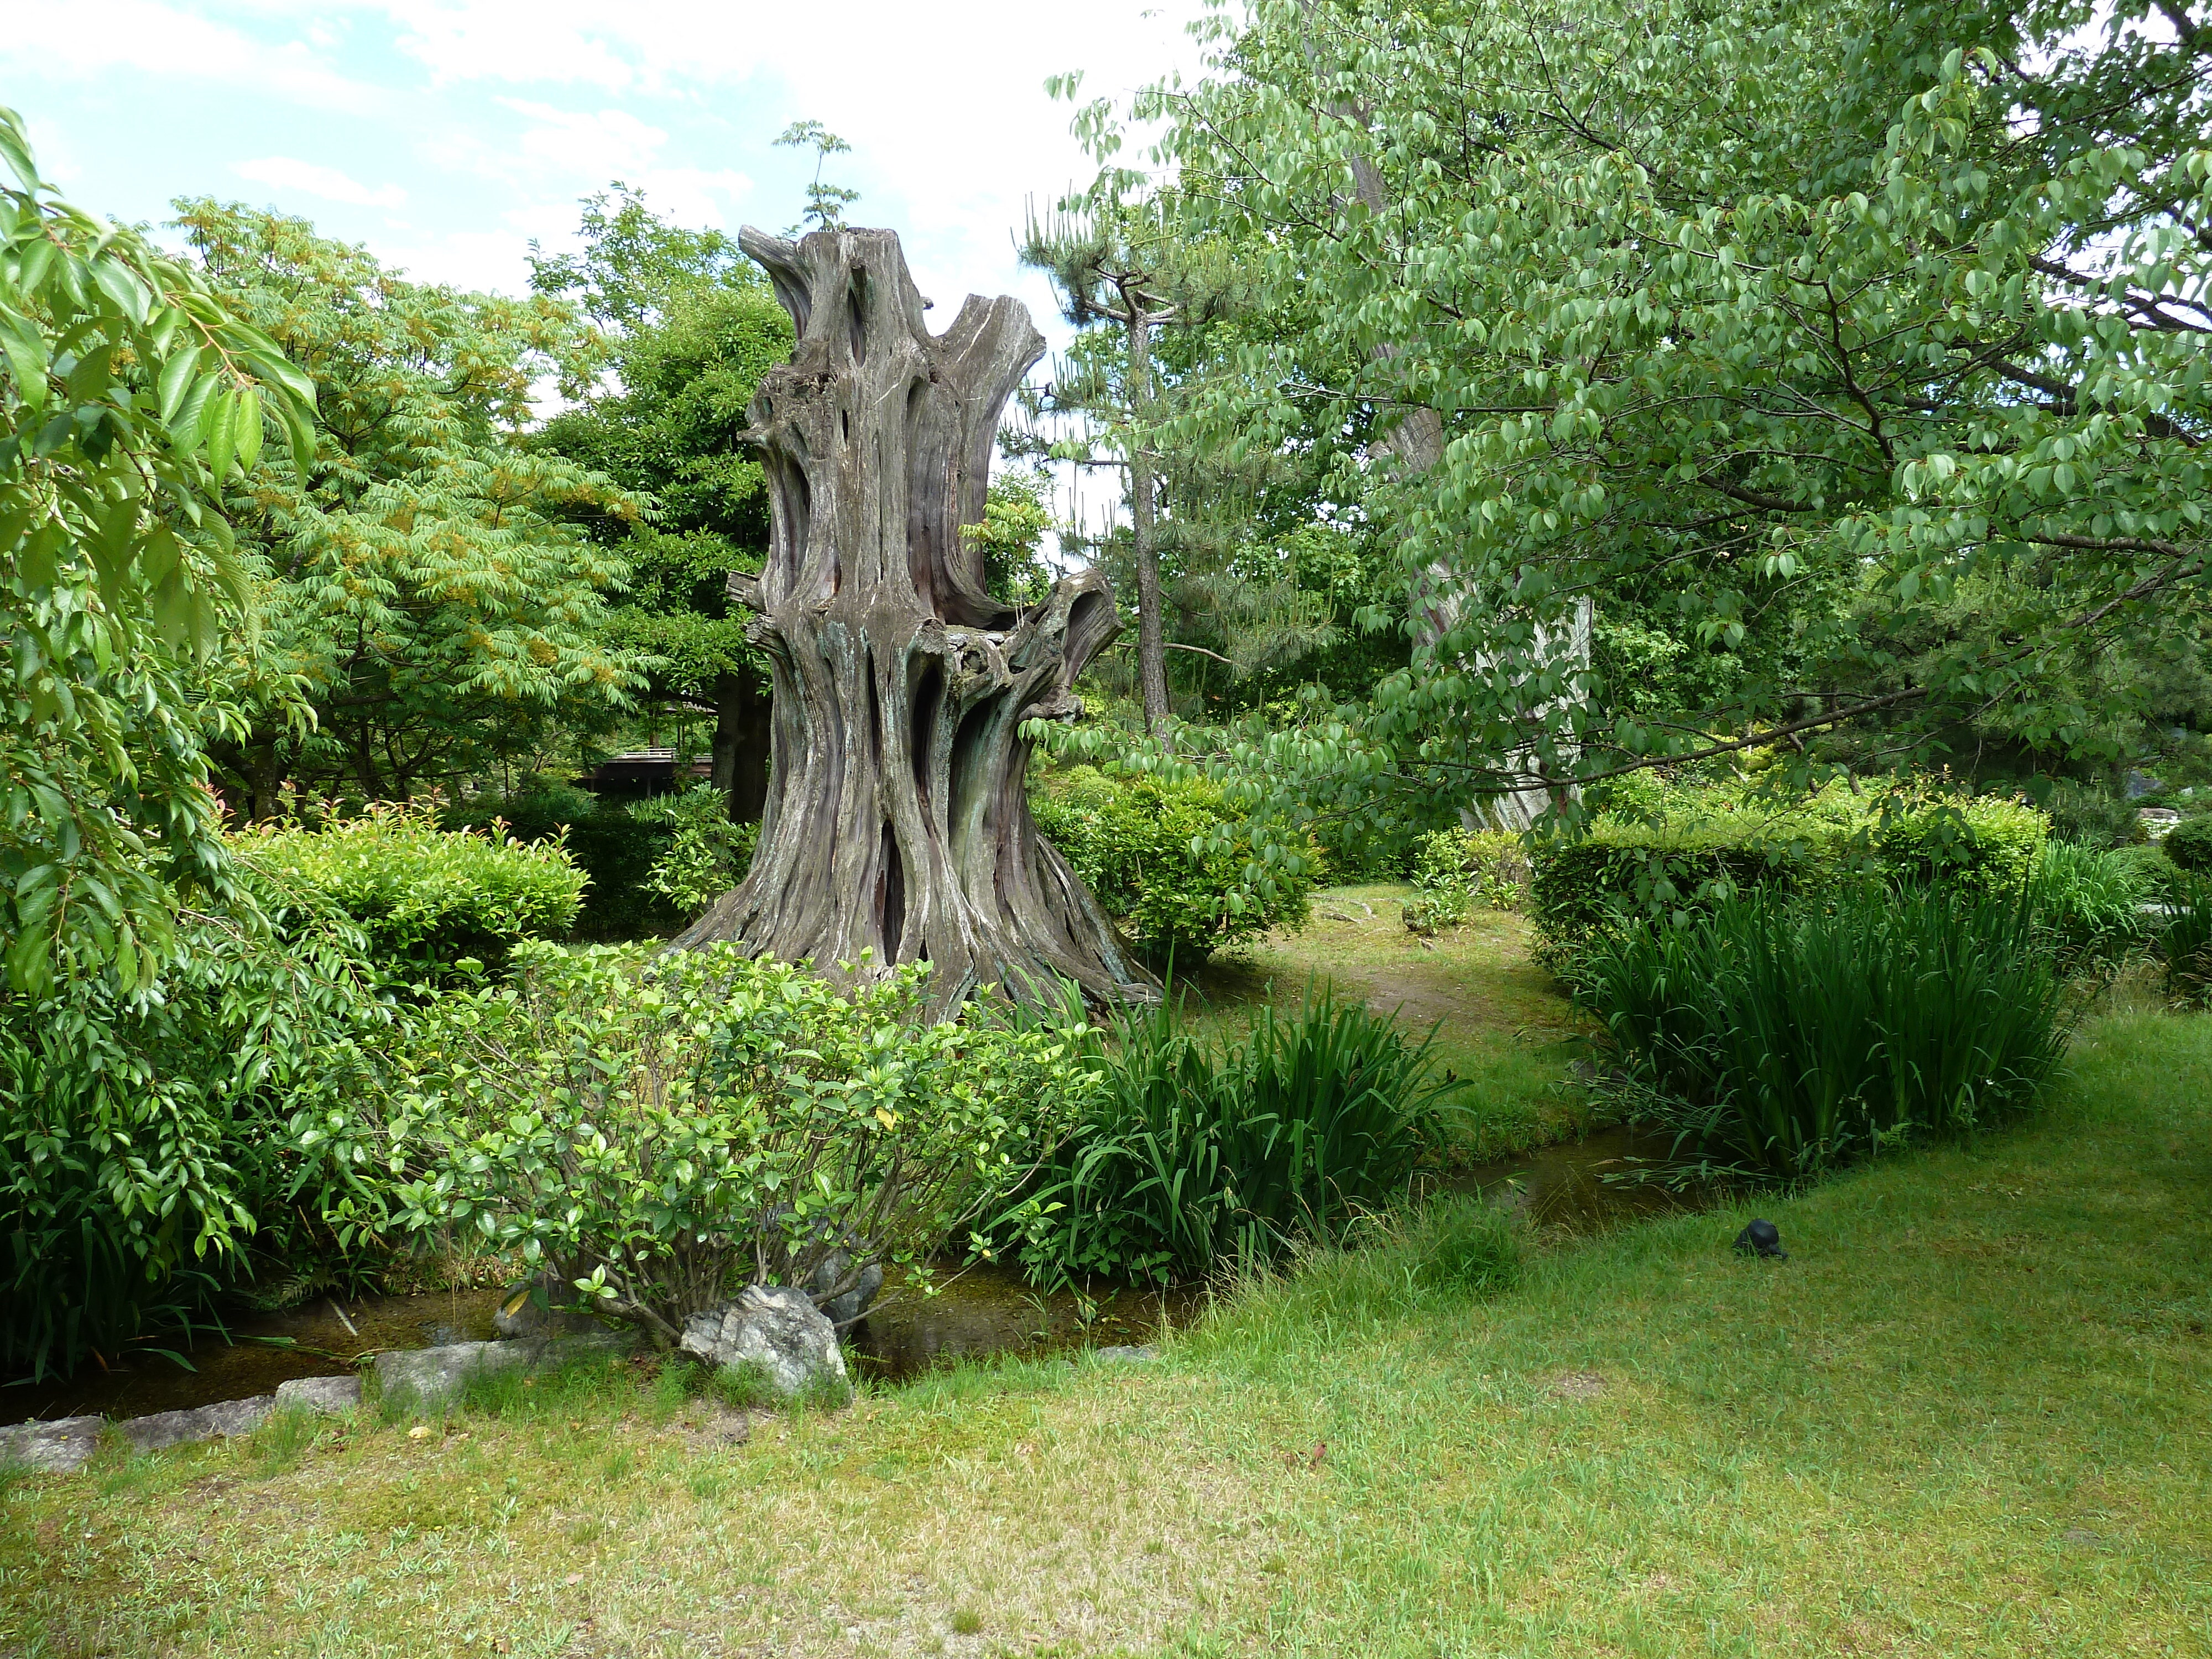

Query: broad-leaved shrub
left=1030, top=766, right=1317, bottom=965
left=1, top=894, right=394, bottom=1379
left=1530, top=783, right=2047, bottom=953
left=339, top=944, right=1100, bottom=1345
left=1403, top=828, right=1530, bottom=935
left=234, top=799, right=586, bottom=980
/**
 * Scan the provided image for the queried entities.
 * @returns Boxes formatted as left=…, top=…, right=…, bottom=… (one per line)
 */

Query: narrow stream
left=1449, top=1124, right=1713, bottom=1229
left=6, top=1128, right=1709, bottom=1429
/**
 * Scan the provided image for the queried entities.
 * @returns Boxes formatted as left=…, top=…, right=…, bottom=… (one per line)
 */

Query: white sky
left=2, top=0, right=1220, bottom=537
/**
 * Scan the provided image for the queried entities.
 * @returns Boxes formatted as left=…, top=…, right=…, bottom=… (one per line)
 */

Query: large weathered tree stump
left=672, top=227, right=1157, bottom=1014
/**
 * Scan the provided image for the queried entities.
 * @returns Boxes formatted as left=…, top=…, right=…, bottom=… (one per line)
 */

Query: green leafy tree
left=173, top=201, right=651, bottom=808
left=775, top=121, right=861, bottom=232
left=1102, top=0, right=2212, bottom=852
left=1021, top=178, right=1188, bottom=737
left=531, top=189, right=794, bottom=818
left=963, top=465, right=1057, bottom=606
left=0, top=111, right=320, bottom=994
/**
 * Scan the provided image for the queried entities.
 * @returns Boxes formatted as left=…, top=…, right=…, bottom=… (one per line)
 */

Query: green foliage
left=1000, top=985, right=1454, bottom=1287
left=354, top=943, right=1099, bottom=1344
left=1048, top=0, right=2212, bottom=854
left=1408, top=1198, right=1525, bottom=1300
left=2161, top=815, right=2212, bottom=874
left=441, top=786, right=673, bottom=941
left=0, top=110, right=318, bottom=995
left=962, top=467, right=1056, bottom=607
left=633, top=783, right=758, bottom=916
left=1403, top=829, right=1530, bottom=935
left=2030, top=839, right=2157, bottom=970
left=0, top=894, right=393, bottom=1379
left=176, top=200, right=649, bottom=804
left=1030, top=766, right=1316, bottom=964
left=232, top=800, right=585, bottom=981
left=2162, top=879, right=2212, bottom=1004
left=1573, top=886, right=2070, bottom=1180
left=2037, top=781, right=2146, bottom=849
left=1529, top=785, right=2048, bottom=949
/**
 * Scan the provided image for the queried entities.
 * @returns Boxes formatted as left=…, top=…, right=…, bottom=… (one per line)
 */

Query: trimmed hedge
left=233, top=800, right=586, bottom=979
left=1530, top=786, right=2047, bottom=948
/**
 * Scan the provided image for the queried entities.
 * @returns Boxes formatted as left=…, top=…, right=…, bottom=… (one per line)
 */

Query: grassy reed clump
left=1573, top=884, right=2070, bottom=1180
left=1000, top=985, right=1459, bottom=1287
left=2030, top=838, right=2157, bottom=971
left=2161, top=877, right=2212, bottom=1002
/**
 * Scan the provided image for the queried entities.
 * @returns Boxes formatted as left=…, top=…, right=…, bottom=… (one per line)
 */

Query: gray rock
left=119, top=1395, right=274, bottom=1453
left=374, top=1331, right=636, bottom=1410
left=1091, top=1344, right=1160, bottom=1364
left=680, top=1285, right=849, bottom=1401
left=492, top=1272, right=608, bottom=1339
left=806, top=1249, right=884, bottom=1328
left=0, top=1415, right=101, bottom=1474
left=275, top=1374, right=363, bottom=1415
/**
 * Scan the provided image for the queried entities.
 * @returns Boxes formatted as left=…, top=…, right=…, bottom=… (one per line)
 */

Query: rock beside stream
left=0, top=1415, right=101, bottom=1473
left=492, top=1272, right=612, bottom=1339
left=806, top=1250, right=884, bottom=1328
left=121, top=1395, right=276, bottom=1452
left=275, top=1375, right=364, bottom=1414
left=680, top=1285, right=850, bottom=1402
left=374, top=1331, right=636, bottom=1409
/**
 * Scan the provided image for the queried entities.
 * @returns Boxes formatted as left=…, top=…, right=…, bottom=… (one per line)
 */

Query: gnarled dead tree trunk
left=672, top=226, right=1157, bottom=1015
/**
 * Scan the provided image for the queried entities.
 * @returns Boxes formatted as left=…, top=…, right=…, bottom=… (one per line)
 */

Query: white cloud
left=496, top=99, right=670, bottom=178
left=0, top=1, right=383, bottom=114
left=236, top=156, right=408, bottom=208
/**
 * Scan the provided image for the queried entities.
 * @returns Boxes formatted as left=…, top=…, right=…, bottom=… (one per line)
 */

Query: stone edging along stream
left=0, top=1331, right=635, bottom=1475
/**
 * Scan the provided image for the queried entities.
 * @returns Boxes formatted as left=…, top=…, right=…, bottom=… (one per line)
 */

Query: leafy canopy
left=0, top=109, right=318, bottom=994
left=1061, top=0, right=2212, bottom=862
left=177, top=200, right=653, bottom=800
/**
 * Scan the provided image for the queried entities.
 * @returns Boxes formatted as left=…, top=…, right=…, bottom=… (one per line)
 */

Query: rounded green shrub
left=1030, top=766, right=1317, bottom=965
left=2162, top=815, right=2212, bottom=873
left=233, top=799, right=586, bottom=980
left=1530, top=784, right=2048, bottom=952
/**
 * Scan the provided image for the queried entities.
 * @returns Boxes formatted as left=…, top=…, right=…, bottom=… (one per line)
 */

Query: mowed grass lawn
left=4, top=919, right=2209, bottom=1657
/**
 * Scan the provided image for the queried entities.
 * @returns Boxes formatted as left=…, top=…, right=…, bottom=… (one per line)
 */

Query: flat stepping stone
left=1091, top=1344, right=1160, bottom=1363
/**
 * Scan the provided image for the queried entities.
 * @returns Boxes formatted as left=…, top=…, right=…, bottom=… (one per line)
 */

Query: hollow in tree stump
left=672, top=226, right=1157, bottom=1014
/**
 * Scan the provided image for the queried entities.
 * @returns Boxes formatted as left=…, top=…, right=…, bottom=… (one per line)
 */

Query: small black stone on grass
left=1734, top=1218, right=1788, bottom=1259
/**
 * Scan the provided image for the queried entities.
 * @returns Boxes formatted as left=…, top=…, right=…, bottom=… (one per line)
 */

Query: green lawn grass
left=6, top=994, right=2205, bottom=1656
left=1180, top=883, right=1595, bottom=1160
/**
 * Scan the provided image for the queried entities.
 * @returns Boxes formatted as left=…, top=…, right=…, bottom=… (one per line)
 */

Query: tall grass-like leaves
left=999, top=986, right=1454, bottom=1286
left=2161, top=879, right=2212, bottom=1004
left=2030, top=840, right=2154, bottom=971
left=1574, top=886, right=2069, bottom=1180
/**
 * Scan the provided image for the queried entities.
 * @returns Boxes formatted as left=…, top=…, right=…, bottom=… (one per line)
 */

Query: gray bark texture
left=673, top=227, right=1158, bottom=1015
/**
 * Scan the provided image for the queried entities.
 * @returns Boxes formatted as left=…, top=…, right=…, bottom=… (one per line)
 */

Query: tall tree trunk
left=247, top=735, right=283, bottom=822
left=1124, top=307, right=1172, bottom=738
left=709, top=667, right=773, bottom=823
left=674, top=227, right=1157, bottom=1015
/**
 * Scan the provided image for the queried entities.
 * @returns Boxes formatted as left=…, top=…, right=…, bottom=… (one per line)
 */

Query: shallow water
left=4, top=1284, right=504, bottom=1427
left=5, top=1129, right=1709, bottom=1428
left=1449, top=1124, right=1713, bottom=1230
left=1, top=1267, right=1191, bottom=1428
